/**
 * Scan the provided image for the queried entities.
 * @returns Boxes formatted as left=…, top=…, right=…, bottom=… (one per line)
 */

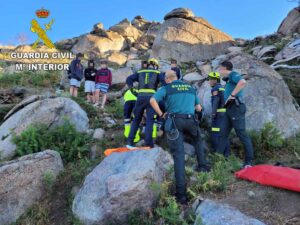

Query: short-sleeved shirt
left=224, top=71, right=244, bottom=101
left=153, top=80, right=200, bottom=114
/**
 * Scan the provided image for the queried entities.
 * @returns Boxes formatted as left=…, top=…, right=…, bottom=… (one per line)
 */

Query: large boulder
left=109, top=19, right=143, bottom=43
left=196, top=52, right=300, bottom=137
left=112, top=67, right=133, bottom=85
left=194, top=199, right=266, bottom=225
left=72, top=148, right=173, bottom=225
left=135, top=23, right=161, bottom=50
left=71, top=33, right=126, bottom=55
left=164, top=8, right=195, bottom=21
left=152, top=8, right=234, bottom=63
left=107, top=51, right=128, bottom=66
left=0, top=150, right=63, bottom=225
left=183, top=72, right=206, bottom=82
left=0, top=97, right=89, bottom=160
left=278, top=7, right=300, bottom=36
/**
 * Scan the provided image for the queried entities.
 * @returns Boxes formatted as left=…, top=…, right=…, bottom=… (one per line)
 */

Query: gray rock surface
left=72, top=148, right=173, bottom=225
left=92, top=128, right=105, bottom=140
left=194, top=199, right=266, bottom=225
left=152, top=9, right=233, bottom=63
left=0, top=97, right=89, bottom=160
left=0, top=150, right=63, bottom=225
left=112, top=67, right=133, bottom=84
left=275, top=38, right=300, bottom=60
left=71, top=33, right=126, bottom=55
left=109, top=19, right=143, bottom=42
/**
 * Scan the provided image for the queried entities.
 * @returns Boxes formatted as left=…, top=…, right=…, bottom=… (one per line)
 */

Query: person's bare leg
left=95, top=89, right=100, bottom=105
left=74, top=88, right=78, bottom=97
left=70, top=86, right=74, bottom=96
left=101, top=94, right=107, bottom=109
left=92, top=92, right=96, bottom=103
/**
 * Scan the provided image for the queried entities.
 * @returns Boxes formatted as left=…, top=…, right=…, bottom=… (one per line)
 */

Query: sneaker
left=126, top=145, right=135, bottom=149
left=195, top=165, right=211, bottom=173
left=93, top=103, right=99, bottom=107
left=242, top=162, right=253, bottom=169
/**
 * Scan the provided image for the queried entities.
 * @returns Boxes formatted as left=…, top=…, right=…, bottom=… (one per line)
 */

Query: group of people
left=69, top=54, right=254, bottom=205
left=68, top=53, right=112, bottom=109
left=123, top=58, right=254, bottom=205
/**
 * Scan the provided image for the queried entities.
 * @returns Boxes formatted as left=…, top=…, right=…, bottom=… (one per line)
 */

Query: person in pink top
left=94, top=59, right=112, bottom=109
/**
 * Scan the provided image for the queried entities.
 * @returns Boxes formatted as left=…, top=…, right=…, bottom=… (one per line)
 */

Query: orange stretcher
left=104, top=147, right=152, bottom=156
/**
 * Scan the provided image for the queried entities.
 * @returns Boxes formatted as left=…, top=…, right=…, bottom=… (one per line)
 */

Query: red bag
left=235, top=165, right=300, bottom=192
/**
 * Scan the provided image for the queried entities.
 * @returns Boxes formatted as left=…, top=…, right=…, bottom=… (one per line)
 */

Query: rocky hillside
left=0, top=7, right=300, bottom=225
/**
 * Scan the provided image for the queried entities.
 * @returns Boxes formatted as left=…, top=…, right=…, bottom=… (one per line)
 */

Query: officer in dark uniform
left=208, top=72, right=230, bottom=157
left=150, top=70, right=209, bottom=204
left=171, top=59, right=182, bottom=80
left=218, top=61, right=254, bottom=168
left=126, top=58, right=165, bottom=148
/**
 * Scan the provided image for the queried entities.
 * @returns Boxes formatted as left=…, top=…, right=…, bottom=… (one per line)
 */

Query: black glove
left=195, top=111, right=203, bottom=121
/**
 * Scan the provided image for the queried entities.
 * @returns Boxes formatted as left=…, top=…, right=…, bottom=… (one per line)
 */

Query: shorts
left=70, top=78, right=81, bottom=88
left=85, top=81, right=95, bottom=93
left=95, top=83, right=109, bottom=94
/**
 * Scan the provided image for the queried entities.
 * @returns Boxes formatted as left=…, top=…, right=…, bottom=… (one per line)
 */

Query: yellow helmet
left=148, top=58, right=159, bottom=67
left=208, top=72, right=220, bottom=79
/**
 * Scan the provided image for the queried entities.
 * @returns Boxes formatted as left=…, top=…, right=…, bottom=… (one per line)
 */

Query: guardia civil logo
left=30, top=8, right=55, bottom=49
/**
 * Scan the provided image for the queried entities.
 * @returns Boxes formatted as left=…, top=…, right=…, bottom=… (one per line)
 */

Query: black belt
left=169, top=113, right=194, bottom=119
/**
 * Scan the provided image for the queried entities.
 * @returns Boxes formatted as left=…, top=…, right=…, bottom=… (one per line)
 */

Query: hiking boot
left=195, top=165, right=211, bottom=173
left=175, top=195, right=188, bottom=205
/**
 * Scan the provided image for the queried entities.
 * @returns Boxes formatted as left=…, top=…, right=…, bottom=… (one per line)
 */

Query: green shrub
left=0, top=71, right=60, bottom=88
left=12, top=119, right=91, bottom=163
left=285, top=133, right=300, bottom=161
left=249, top=122, right=284, bottom=163
left=0, top=104, right=14, bottom=125
left=43, top=170, right=55, bottom=190
left=105, top=100, right=124, bottom=119
left=190, top=154, right=241, bottom=193
left=156, top=197, right=188, bottom=225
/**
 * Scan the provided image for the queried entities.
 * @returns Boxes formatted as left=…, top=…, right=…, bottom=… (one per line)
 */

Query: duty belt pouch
left=224, top=99, right=234, bottom=109
left=164, top=116, right=179, bottom=141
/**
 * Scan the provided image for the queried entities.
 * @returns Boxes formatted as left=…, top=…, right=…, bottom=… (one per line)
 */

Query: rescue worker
left=126, top=58, right=165, bottom=148
left=150, top=70, right=210, bottom=204
left=171, top=59, right=182, bottom=80
left=123, top=88, right=140, bottom=143
left=208, top=72, right=230, bottom=157
left=218, top=61, right=254, bottom=168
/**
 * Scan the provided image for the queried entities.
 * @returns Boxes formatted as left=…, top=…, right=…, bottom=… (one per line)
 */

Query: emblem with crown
left=35, top=8, right=50, bottom=18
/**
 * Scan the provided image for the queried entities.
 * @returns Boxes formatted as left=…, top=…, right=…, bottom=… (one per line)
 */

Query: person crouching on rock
left=94, top=59, right=112, bottom=109
left=84, top=60, right=97, bottom=103
left=69, top=53, right=84, bottom=97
